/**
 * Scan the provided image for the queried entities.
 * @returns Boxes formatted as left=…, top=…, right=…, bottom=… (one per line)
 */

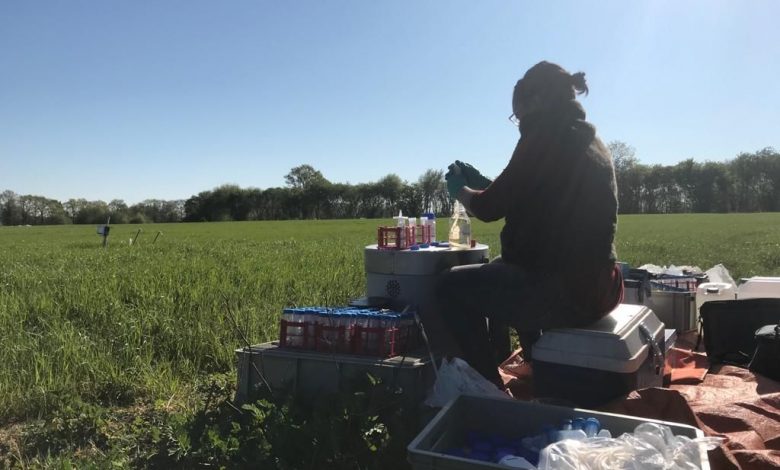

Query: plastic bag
left=424, top=357, right=509, bottom=407
left=537, top=422, right=722, bottom=470
left=704, top=263, right=737, bottom=289
left=638, top=264, right=703, bottom=277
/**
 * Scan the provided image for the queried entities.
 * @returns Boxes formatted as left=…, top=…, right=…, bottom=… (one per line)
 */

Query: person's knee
left=435, top=269, right=452, bottom=302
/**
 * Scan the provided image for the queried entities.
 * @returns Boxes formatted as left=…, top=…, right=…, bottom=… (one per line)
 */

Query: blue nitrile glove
left=455, top=160, right=492, bottom=190
left=445, top=164, right=468, bottom=200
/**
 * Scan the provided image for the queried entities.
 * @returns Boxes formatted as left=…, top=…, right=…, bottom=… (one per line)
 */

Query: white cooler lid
left=532, top=303, right=664, bottom=373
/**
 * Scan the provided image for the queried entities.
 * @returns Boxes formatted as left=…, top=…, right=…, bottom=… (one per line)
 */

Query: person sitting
left=437, top=61, right=624, bottom=386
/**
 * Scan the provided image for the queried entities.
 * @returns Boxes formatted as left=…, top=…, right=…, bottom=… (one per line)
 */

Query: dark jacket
left=469, top=100, right=622, bottom=319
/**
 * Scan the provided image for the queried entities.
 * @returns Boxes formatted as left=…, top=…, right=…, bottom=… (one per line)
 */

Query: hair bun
left=570, top=72, right=589, bottom=96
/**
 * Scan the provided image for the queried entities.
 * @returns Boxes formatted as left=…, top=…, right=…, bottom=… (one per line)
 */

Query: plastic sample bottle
left=448, top=201, right=471, bottom=250
left=393, top=210, right=407, bottom=248
left=423, top=212, right=436, bottom=242
left=696, top=282, right=736, bottom=313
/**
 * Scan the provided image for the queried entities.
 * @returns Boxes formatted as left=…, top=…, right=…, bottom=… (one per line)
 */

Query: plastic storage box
left=622, top=270, right=699, bottom=333
left=364, top=243, right=489, bottom=308
left=643, top=290, right=696, bottom=332
left=407, top=394, right=708, bottom=470
left=364, top=243, right=489, bottom=351
left=235, top=341, right=436, bottom=405
left=532, top=304, right=665, bottom=408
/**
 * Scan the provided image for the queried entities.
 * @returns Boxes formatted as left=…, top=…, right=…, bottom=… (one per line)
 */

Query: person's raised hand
left=455, top=160, right=492, bottom=190
left=445, top=163, right=468, bottom=200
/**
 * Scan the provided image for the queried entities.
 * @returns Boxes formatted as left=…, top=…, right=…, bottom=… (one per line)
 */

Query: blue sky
left=1, top=1, right=778, bottom=204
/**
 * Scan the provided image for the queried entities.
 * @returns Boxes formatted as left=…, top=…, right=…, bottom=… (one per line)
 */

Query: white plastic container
left=737, top=277, right=780, bottom=300
left=531, top=304, right=665, bottom=408
left=407, top=394, right=709, bottom=470
left=696, top=282, right=736, bottom=314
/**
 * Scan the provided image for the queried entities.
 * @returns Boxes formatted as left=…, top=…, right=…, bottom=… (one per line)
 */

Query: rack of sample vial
left=278, top=307, right=420, bottom=358
left=377, top=212, right=435, bottom=250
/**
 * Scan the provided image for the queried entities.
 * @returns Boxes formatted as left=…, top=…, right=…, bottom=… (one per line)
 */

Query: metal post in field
left=102, top=216, right=111, bottom=248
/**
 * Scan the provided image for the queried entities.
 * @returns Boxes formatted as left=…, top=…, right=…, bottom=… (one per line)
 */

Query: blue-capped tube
left=386, top=313, right=401, bottom=352
left=583, top=417, right=601, bottom=438
left=542, top=425, right=557, bottom=445
left=280, top=308, right=293, bottom=346
left=315, top=310, right=329, bottom=348
left=292, top=307, right=307, bottom=347
left=357, top=311, right=375, bottom=354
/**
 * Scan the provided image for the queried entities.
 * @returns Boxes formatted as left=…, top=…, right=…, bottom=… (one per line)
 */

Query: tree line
left=0, top=165, right=451, bottom=225
left=610, top=144, right=780, bottom=213
left=1, top=144, right=778, bottom=226
left=0, top=192, right=185, bottom=226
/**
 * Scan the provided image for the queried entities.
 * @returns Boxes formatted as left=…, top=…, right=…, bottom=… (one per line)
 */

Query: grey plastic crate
left=645, top=290, right=697, bottom=332
left=236, top=341, right=436, bottom=405
left=407, top=394, right=709, bottom=470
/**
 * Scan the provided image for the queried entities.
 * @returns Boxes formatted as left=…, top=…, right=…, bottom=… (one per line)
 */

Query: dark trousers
left=436, top=259, right=579, bottom=385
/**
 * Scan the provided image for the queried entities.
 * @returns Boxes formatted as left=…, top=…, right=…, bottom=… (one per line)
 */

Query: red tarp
left=499, top=342, right=780, bottom=470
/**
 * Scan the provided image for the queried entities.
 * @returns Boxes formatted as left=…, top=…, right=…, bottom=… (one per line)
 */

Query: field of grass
left=1, top=213, right=780, bottom=467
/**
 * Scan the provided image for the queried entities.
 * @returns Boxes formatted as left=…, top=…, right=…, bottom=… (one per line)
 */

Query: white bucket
left=737, top=277, right=780, bottom=300
left=696, top=282, right=736, bottom=315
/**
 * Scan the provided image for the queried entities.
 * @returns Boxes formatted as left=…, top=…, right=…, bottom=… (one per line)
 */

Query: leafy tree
left=375, top=174, right=404, bottom=215
left=609, top=141, right=643, bottom=214
left=417, top=169, right=445, bottom=215
left=108, top=199, right=130, bottom=224
left=1, top=191, right=22, bottom=225
left=284, top=164, right=327, bottom=191
left=73, top=200, right=110, bottom=224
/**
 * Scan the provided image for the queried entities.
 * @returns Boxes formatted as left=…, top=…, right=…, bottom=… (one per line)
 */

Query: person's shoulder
left=587, top=136, right=615, bottom=170
left=589, top=134, right=609, bottom=156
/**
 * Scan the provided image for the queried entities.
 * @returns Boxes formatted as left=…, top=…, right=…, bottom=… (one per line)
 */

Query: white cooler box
left=532, top=304, right=665, bottom=408
left=737, top=276, right=780, bottom=299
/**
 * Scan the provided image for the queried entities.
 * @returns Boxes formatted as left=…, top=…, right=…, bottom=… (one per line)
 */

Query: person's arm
left=456, top=186, right=478, bottom=212
left=458, top=139, right=525, bottom=222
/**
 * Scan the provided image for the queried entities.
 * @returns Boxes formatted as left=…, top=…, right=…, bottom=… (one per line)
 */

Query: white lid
left=532, top=304, right=663, bottom=373
left=697, top=282, right=735, bottom=294
left=744, top=276, right=780, bottom=282
left=737, top=277, right=780, bottom=299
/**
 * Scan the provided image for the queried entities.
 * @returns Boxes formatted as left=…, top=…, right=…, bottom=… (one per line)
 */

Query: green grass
left=1, top=214, right=780, bottom=467
left=614, top=213, right=780, bottom=277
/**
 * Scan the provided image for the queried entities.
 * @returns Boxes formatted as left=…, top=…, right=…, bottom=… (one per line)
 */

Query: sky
left=1, top=1, right=778, bottom=204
